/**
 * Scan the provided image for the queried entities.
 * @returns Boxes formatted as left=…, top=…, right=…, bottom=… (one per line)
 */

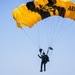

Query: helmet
left=43, top=52, right=45, bottom=55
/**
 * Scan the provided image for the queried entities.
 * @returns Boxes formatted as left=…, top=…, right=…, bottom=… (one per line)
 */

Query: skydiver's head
left=43, top=52, right=45, bottom=55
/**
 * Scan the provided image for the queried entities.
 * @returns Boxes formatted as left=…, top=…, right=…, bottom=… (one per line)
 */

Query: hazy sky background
left=0, top=0, right=75, bottom=75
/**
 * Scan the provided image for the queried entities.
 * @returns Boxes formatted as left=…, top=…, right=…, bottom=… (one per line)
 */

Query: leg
left=40, top=62, right=43, bottom=72
left=44, top=63, right=46, bottom=71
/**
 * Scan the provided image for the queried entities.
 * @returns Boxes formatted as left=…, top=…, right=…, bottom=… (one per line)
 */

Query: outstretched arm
left=38, top=54, right=41, bottom=58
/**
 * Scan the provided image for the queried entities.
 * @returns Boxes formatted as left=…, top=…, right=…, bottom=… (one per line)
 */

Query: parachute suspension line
left=21, top=28, right=39, bottom=49
left=50, top=17, right=60, bottom=47
left=53, top=21, right=74, bottom=47
left=46, top=23, right=50, bottom=48
left=28, top=26, right=40, bottom=48
left=52, top=19, right=67, bottom=44
left=50, top=7, right=67, bottom=47
left=36, top=24, right=41, bottom=49
left=53, top=20, right=74, bottom=46
left=51, top=17, right=65, bottom=46
left=42, top=20, right=48, bottom=48
left=44, top=19, right=49, bottom=48
left=49, top=18, right=54, bottom=47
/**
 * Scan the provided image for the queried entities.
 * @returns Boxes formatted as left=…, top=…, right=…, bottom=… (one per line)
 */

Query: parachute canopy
left=12, top=0, right=75, bottom=28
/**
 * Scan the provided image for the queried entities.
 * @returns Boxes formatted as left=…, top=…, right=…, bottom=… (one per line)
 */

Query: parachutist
left=38, top=51, right=49, bottom=72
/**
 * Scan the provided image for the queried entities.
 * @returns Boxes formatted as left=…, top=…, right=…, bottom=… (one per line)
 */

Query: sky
left=0, top=0, right=75, bottom=75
